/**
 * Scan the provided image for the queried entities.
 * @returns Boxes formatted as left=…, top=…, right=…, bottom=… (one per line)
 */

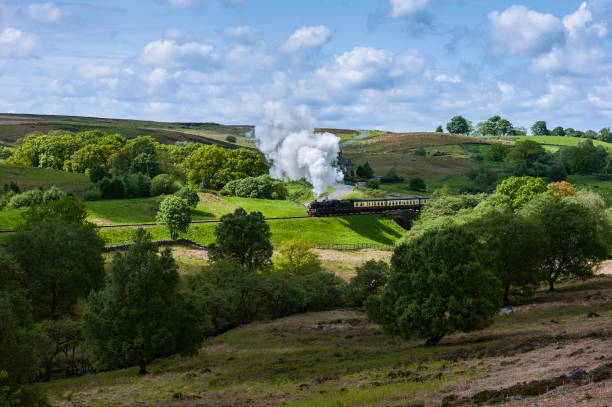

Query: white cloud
left=0, top=28, right=38, bottom=58
left=488, top=6, right=564, bottom=55
left=223, top=25, right=259, bottom=43
left=141, top=39, right=215, bottom=68
left=389, top=0, right=431, bottom=18
left=168, top=0, right=205, bottom=7
left=282, top=25, right=331, bottom=52
left=435, top=74, right=460, bottom=83
left=27, top=2, right=61, bottom=22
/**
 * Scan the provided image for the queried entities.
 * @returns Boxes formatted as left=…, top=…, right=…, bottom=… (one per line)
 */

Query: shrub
left=156, top=195, right=192, bottom=240
left=414, top=147, right=426, bottom=156
left=275, top=238, right=321, bottom=276
left=381, top=169, right=404, bottom=183
left=8, top=189, right=44, bottom=208
left=21, top=196, right=88, bottom=228
left=130, top=153, right=158, bottom=178
left=221, top=175, right=288, bottom=200
left=98, top=177, right=126, bottom=199
left=295, top=271, right=347, bottom=312
left=121, top=173, right=151, bottom=198
left=0, top=145, right=12, bottom=159
left=409, top=177, right=426, bottom=191
left=366, top=179, right=380, bottom=189
left=225, top=135, right=237, bottom=143
left=348, top=260, right=389, bottom=306
left=84, top=186, right=103, bottom=201
left=42, top=186, right=65, bottom=203
left=260, top=272, right=305, bottom=319
left=150, top=174, right=179, bottom=196
left=366, top=226, right=502, bottom=345
left=174, top=186, right=199, bottom=208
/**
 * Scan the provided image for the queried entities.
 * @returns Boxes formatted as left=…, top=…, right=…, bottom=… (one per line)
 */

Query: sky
left=2, top=0, right=612, bottom=132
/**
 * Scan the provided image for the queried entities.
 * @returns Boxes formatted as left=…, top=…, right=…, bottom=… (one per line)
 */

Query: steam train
left=307, top=197, right=429, bottom=217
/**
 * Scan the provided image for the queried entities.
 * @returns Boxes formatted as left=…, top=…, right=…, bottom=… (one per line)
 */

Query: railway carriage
left=307, top=197, right=428, bottom=216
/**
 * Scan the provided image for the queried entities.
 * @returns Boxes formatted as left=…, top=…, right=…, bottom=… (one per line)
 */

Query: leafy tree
left=275, top=238, right=321, bottom=276
left=67, top=144, right=109, bottom=173
left=599, top=127, right=612, bottom=143
left=551, top=126, right=566, bottom=137
left=156, top=195, right=192, bottom=240
left=414, top=147, right=426, bottom=156
left=366, top=179, right=380, bottom=189
left=435, top=125, right=443, bottom=132
left=209, top=208, right=272, bottom=271
left=475, top=115, right=513, bottom=137
left=260, top=272, right=305, bottom=319
left=531, top=121, right=550, bottom=136
left=42, top=186, right=64, bottom=203
left=420, top=191, right=485, bottom=220
left=121, top=173, right=151, bottom=198
left=130, top=153, right=158, bottom=178
left=348, top=260, right=389, bottom=306
left=507, top=140, right=546, bottom=163
left=366, top=226, right=502, bottom=345
left=565, top=128, right=577, bottom=138
left=569, top=139, right=608, bottom=174
left=464, top=166, right=497, bottom=193
left=466, top=209, right=545, bottom=305
left=409, top=177, right=426, bottom=191
left=496, top=176, right=548, bottom=211
left=584, top=130, right=598, bottom=139
left=83, top=229, right=207, bottom=375
left=547, top=181, right=576, bottom=199
left=381, top=168, right=404, bottom=183
left=98, top=177, right=126, bottom=199
left=356, top=162, right=374, bottom=179
left=21, top=196, right=88, bottom=228
left=89, top=164, right=108, bottom=183
left=295, top=272, right=347, bottom=311
left=486, top=143, right=508, bottom=162
left=8, top=189, right=44, bottom=208
left=221, top=175, right=288, bottom=200
left=521, top=194, right=612, bottom=291
left=150, top=173, right=179, bottom=196
left=446, top=115, right=471, bottom=135
left=174, top=186, right=199, bottom=207
left=7, top=221, right=105, bottom=320
left=225, top=135, right=237, bottom=143
left=37, top=319, right=85, bottom=381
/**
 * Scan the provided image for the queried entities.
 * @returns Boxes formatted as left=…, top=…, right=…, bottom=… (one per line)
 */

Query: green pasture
left=510, top=135, right=612, bottom=149
left=0, top=161, right=91, bottom=195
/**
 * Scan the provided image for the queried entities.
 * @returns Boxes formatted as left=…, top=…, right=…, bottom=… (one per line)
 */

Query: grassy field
left=99, top=215, right=405, bottom=247
left=0, top=161, right=92, bottom=195
left=568, top=174, right=612, bottom=205
left=41, top=276, right=612, bottom=406
left=510, top=135, right=612, bottom=149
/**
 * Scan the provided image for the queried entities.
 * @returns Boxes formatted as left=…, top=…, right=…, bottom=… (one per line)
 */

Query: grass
left=510, top=135, right=612, bottom=149
left=0, top=161, right=91, bottom=195
left=568, top=174, right=612, bottom=205
left=40, top=277, right=612, bottom=406
left=99, top=215, right=405, bottom=247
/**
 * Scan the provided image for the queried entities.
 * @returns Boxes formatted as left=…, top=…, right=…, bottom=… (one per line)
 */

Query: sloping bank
left=99, top=215, right=405, bottom=248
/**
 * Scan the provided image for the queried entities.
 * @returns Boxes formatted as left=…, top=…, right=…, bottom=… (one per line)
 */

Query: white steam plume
left=255, top=102, right=343, bottom=197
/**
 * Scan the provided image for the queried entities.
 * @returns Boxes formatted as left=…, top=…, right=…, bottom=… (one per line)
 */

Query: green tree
left=599, top=127, right=612, bottom=143
left=348, top=260, right=389, bottom=306
left=409, top=177, right=426, bottom=191
left=21, top=196, right=88, bottom=229
left=366, top=226, right=502, bottom=345
left=551, top=126, right=566, bottom=137
left=356, top=162, right=374, bottom=179
left=569, top=139, right=608, bottom=174
left=156, top=195, right=192, bottom=240
left=67, top=143, right=109, bottom=173
left=496, top=176, right=548, bottom=211
left=7, top=221, right=105, bottom=320
left=435, top=125, right=443, bottom=132
left=89, top=164, right=108, bottom=183
left=446, top=115, right=471, bottom=135
left=520, top=194, right=612, bottom=291
left=466, top=209, right=545, bottom=305
left=414, top=147, right=426, bottom=156
left=150, top=174, right=178, bottom=196
left=130, top=153, right=158, bottom=178
left=506, top=140, right=546, bottom=163
left=275, top=238, right=321, bottom=276
left=225, top=135, right=237, bottom=143
left=531, top=121, right=550, bottom=136
left=486, top=143, right=508, bottom=161
left=83, top=229, right=207, bottom=375
left=174, top=186, right=199, bottom=207
left=209, top=208, right=272, bottom=271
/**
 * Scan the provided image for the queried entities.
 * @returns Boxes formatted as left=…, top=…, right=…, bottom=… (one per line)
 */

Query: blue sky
left=2, top=0, right=612, bottom=132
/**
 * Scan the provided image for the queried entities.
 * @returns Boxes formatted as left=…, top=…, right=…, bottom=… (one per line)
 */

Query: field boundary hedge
left=103, top=238, right=207, bottom=252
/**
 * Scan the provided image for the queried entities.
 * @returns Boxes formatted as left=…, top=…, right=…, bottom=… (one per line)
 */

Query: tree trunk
left=138, top=361, right=147, bottom=375
left=503, top=285, right=510, bottom=306
left=548, top=279, right=555, bottom=292
left=425, top=334, right=443, bottom=346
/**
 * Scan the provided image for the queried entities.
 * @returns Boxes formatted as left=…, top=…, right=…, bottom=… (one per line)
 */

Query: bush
left=366, top=179, right=380, bottom=189
left=409, top=177, right=426, bottom=191
left=221, top=175, right=288, bottom=200
left=42, top=186, right=65, bottom=203
left=174, top=186, right=199, bottom=207
left=225, top=135, right=237, bottom=143
left=156, top=195, right=192, bottom=240
left=84, top=186, right=103, bottom=201
left=129, top=153, right=158, bottom=178
left=121, top=173, right=151, bottom=198
left=275, top=238, right=320, bottom=276
left=150, top=174, right=179, bottom=196
left=295, top=271, right=347, bottom=312
left=0, top=145, right=12, bottom=159
left=366, top=226, right=502, bottom=345
left=381, top=169, right=404, bottom=183
left=260, top=272, right=305, bottom=319
left=98, top=177, right=126, bottom=199
left=414, top=147, right=426, bottom=156
left=8, top=189, right=44, bottom=208
left=89, top=164, right=108, bottom=183
left=348, top=260, right=389, bottom=306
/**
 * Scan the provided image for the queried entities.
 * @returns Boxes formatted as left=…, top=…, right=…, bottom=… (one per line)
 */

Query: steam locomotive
left=307, top=197, right=429, bottom=217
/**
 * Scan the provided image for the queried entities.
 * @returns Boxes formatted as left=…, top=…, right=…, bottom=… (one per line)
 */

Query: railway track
left=0, top=215, right=315, bottom=234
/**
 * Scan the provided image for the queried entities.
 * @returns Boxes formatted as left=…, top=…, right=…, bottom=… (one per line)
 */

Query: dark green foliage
left=174, top=186, right=199, bottom=207
left=466, top=209, right=545, bottom=305
left=464, top=167, right=497, bottom=193
left=475, top=116, right=512, bottom=136
left=89, top=164, right=108, bottom=183
left=7, top=221, right=104, bottom=320
left=446, top=116, right=471, bottom=135
left=380, top=168, right=404, bottom=183
left=507, top=140, right=546, bottom=163
left=83, top=186, right=103, bottom=201
left=295, top=271, right=347, bottom=312
left=414, top=147, right=426, bottom=156
left=569, top=139, right=608, bottom=174
left=260, top=272, right=305, bottom=319
left=21, top=196, right=88, bottom=228
left=4, top=181, right=21, bottom=194
left=356, top=162, right=374, bottom=179
left=209, top=208, right=272, bottom=271
left=120, top=173, right=151, bottom=198
left=221, top=175, right=288, bottom=200
left=225, top=135, right=237, bottom=143
left=83, top=229, right=208, bottom=375
left=347, top=260, right=389, bottom=306
left=156, top=195, right=192, bottom=240
left=8, top=189, right=44, bottom=208
left=420, top=192, right=485, bottom=220
left=150, top=174, right=178, bottom=196
left=130, top=153, right=158, bottom=178
left=435, top=125, right=443, bottom=132
left=366, top=226, right=502, bottom=345
left=520, top=194, right=612, bottom=291
left=551, top=126, right=566, bottom=137
left=486, top=143, right=508, bottom=162
left=37, top=319, right=86, bottom=380
left=98, top=177, right=126, bottom=199
left=599, top=127, right=612, bottom=142
left=366, top=179, right=380, bottom=189
left=531, top=121, right=549, bottom=136
left=409, top=177, right=426, bottom=191
left=42, top=186, right=65, bottom=203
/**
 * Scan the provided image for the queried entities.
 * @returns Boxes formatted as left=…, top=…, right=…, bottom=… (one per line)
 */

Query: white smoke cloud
left=255, top=102, right=343, bottom=197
